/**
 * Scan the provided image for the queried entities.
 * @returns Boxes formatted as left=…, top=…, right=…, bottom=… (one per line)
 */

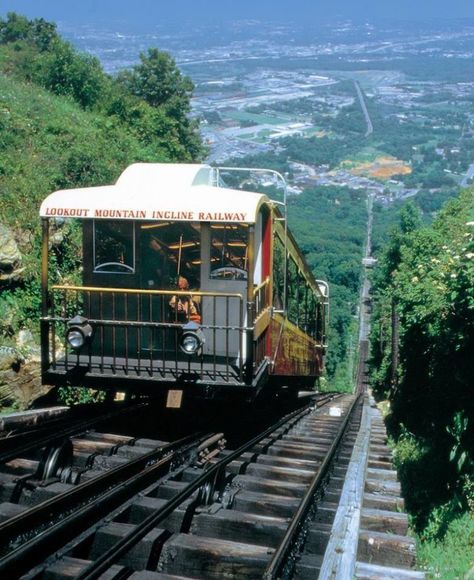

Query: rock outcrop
left=0, top=223, right=24, bottom=283
left=0, top=346, right=52, bottom=410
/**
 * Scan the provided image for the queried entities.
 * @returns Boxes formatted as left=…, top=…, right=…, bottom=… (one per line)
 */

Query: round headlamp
left=179, top=321, right=205, bottom=356
left=67, top=329, right=86, bottom=349
left=67, top=315, right=93, bottom=351
left=181, top=333, right=200, bottom=354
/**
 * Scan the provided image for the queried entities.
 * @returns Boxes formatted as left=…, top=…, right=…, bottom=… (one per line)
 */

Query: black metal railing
left=44, top=286, right=246, bottom=384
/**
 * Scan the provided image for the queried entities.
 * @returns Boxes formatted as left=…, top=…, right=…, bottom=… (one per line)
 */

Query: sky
left=1, top=0, right=474, bottom=26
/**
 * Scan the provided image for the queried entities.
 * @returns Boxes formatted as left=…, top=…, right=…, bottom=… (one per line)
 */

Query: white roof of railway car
left=39, top=163, right=269, bottom=224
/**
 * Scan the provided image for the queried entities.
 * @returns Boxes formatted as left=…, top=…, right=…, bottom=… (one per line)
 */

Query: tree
left=0, top=12, right=58, bottom=50
left=117, top=49, right=193, bottom=116
left=0, top=12, right=30, bottom=43
left=116, top=48, right=203, bottom=160
left=369, top=189, right=474, bottom=531
left=38, top=41, right=106, bottom=109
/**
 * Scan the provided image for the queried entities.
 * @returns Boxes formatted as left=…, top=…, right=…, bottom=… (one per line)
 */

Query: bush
left=58, top=387, right=106, bottom=406
left=372, top=189, right=474, bottom=576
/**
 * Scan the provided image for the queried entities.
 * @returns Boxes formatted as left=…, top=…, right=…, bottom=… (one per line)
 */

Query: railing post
left=245, top=226, right=255, bottom=383
left=40, top=219, right=50, bottom=375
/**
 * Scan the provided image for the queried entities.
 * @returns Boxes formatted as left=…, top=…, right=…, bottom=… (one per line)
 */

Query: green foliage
left=58, top=387, right=106, bottom=406
left=115, top=48, right=203, bottom=160
left=117, top=48, right=193, bottom=111
left=447, top=412, right=471, bottom=475
left=280, top=134, right=360, bottom=169
left=0, top=12, right=203, bottom=339
left=417, top=512, right=474, bottom=578
left=371, top=187, right=474, bottom=548
left=0, top=12, right=57, bottom=50
left=0, top=279, right=42, bottom=338
left=35, top=41, right=106, bottom=109
left=288, top=186, right=367, bottom=382
left=0, top=12, right=203, bottom=160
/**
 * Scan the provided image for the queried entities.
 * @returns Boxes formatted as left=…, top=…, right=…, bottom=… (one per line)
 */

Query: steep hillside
left=0, top=14, right=202, bottom=407
left=0, top=74, right=168, bottom=269
left=0, top=13, right=202, bottom=327
left=370, top=190, right=474, bottom=576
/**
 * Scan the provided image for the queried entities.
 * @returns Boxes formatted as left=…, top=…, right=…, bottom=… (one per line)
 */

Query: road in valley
left=354, top=80, right=373, bottom=137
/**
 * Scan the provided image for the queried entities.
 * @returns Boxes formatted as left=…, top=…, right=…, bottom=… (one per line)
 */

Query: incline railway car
left=39, top=163, right=328, bottom=403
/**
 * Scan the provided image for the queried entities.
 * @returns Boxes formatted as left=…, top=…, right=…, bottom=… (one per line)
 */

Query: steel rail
left=0, top=430, right=217, bottom=547
left=263, top=393, right=363, bottom=579
left=0, top=401, right=148, bottom=465
left=0, top=432, right=213, bottom=578
left=74, top=402, right=322, bottom=580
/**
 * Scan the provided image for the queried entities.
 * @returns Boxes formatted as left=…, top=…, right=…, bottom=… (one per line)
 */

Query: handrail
left=45, top=285, right=247, bottom=384
left=252, top=276, right=270, bottom=298
left=51, top=284, right=243, bottom=300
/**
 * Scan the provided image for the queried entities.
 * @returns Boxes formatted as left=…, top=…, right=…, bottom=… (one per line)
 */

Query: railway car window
left=93, top=221, right=135, bottom=274
left=272, top=233, right=285, bottom=310
left=307, top=294, right=318, bottom=339
left=210, top=224, right=248, bottom=280
left=140, top=222, right=201, bottom=288
left=302, top=283, right=309, bottom=331
left=287, top=256, right=300, bottom=326
left=297, top=270, right=306, bottom=326
left=316, top=302, right=324, bottom=343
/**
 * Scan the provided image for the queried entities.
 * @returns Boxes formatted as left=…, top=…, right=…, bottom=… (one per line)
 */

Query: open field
left=224, top=110, right=291, bottom=125
left=340, top=155, right=412, bottom=180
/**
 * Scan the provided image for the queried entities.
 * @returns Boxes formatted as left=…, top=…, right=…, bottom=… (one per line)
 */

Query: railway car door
left=82, top=219, right=140, bottom=358
left=200, top=214, right=267, bottom=367
left=200, top=223, right=250, bottom=362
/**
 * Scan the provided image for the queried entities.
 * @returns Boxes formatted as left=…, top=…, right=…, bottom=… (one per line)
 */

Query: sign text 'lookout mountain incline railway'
left=43, top=208, right=249, bottom=221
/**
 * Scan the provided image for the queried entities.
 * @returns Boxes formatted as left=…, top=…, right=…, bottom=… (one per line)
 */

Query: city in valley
left=66, top=18, right=474, bottom=207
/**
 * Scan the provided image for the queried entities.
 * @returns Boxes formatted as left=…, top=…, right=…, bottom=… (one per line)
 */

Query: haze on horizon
left=1, top=0, right=474, bottom=27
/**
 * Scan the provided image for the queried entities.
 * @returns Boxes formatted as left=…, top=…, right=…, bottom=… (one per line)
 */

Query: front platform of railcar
left=39, top=164, right=327, bottom=402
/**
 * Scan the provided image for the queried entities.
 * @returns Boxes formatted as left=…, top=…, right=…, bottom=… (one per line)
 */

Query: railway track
left=0, top=392, right=421, bottom=579
left=0, top=428, right=223, bottom=577
left=0, top=401, right=148, bottom=464
left=0, top=393, right=350, bottom=579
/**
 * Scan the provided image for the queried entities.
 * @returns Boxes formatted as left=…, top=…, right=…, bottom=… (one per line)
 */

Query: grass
left=386, top=427, right=474, bottom=579
left=417, top=512, right=474, bottom=579
left=224, top=110, right=290, bottom=125
left=339, top=146, right=385, bottom=166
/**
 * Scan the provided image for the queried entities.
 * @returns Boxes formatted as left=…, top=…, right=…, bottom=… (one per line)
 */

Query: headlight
left=67, top=315, right=93, bottom=351
left=181, top=333, right=200, bottom=354
left=179, top=321, right=205, bottom=356
left=67, top=329, right=85, bottom=349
